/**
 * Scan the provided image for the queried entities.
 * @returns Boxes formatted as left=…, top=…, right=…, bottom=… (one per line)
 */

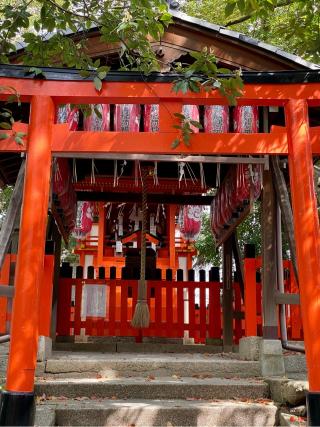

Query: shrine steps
left=35, top=376, right=269, bottom=400
left=33, top=351, right=281, bottom=426
left=44, top=352, right=261, bottom=378
left=35, top=398, right=279, bottom=427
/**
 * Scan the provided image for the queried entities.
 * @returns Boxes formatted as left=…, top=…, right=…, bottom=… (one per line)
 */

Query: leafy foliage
left=183, top=0, right=320, bottom=63
left=171, top=112, right=203, bottom=149
left=172, top=48, right=243, bottom=105
left=0, top=185, right=13, bottom=228
left=195, top=203, right=262, bottom=267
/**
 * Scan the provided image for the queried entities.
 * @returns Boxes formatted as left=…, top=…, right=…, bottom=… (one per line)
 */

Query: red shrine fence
left=54, top=260, right=303, bottom=344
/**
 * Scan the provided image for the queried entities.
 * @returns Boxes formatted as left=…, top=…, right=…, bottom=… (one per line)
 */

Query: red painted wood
left=57, top=278, right=72, bottom=336
left=120, top=282, right=128, bottom=336
left=166, top=283, right=173, bottom=338
left=108, top=281, right=116, bottom=336
left=199, top=286, right=207, bottom=342
left=188, top=285, right=196, bottom=339
left=73, top=281, right=83, bottom=336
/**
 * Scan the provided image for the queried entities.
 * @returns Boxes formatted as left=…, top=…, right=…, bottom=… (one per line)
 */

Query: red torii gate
left=1, top=69, right=320, bottom=424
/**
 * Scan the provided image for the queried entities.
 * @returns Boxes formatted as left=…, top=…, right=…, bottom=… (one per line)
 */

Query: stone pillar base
left=260, top=339, right=285, bottom=377
left=239, top=336, right=262, bottom=361
left=37, top=335, right=52, bottom=362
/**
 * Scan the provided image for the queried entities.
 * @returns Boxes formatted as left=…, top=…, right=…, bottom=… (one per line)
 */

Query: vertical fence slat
left=188, top=284, right=195, bottom=339
left=177, top=284, right=184, bottom=335
left=199, top=285, right=207, bottom=342
left=74, top=280, right=83, bottom=336
left=108, top=280, right=116, bottom=336
left=120, top=282, right=128, bottom=336
left=166, top=283, right=173, bottom=338
left=57, top=278, right=72, bottom=336
left=155, top=282, right=162, bottom=336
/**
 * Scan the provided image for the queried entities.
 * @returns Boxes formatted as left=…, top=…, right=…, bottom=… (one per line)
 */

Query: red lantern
left=144, top=104, right=159, bottom=132
left=204, top=105, right=229, bottom=133
left=83, top=104, right=110, bottom=131
left=179, top=205, right=202, bottom=241
left=72, top=201, right=94, bottom=240
left=114, top=104, right=140, bottom=131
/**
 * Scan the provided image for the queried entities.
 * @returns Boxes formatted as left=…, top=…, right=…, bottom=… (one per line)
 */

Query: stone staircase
left=34, top=351, right=279, bottom=426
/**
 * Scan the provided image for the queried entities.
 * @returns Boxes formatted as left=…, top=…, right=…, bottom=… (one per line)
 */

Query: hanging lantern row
left=56, top=104, right=258, bottom=133
left=210, top=164, right=262, bottom=239
left=210, top=106, right=261, bottom=239
left=72, top=201, right=95, bottom=240
left=178, top=205, right=203, bottom=242
left=52, top=158, right=77, bottom=233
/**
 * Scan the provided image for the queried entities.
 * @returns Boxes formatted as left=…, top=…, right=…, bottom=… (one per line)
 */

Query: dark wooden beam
left=76, top=192, right=214, bottom=205
left=261, top=168, right=278, bottom=339
left=0, top=160, right=25, bottom=269
left=270, top=156, right=299, bottom=283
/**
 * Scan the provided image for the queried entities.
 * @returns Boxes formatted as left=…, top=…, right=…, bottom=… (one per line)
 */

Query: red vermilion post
left=0, top=96, right=54, bottom=426
left=286, top=98, right=320, bottom=424
left=244, top=257, right=257, bottom=336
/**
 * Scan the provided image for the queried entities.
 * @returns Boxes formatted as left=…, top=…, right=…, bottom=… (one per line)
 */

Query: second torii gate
left=0, top=67, right=320, bottom=425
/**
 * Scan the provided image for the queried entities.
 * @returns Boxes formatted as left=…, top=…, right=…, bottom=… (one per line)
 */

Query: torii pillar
left=286, top=98, right=320, bottom=426
left=0, top=96, right=54, bottom=426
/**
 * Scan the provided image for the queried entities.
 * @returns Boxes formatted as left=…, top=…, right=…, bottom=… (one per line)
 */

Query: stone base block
left=260, top=339, right=285, bottom=377
left=37, top=336, right=52, bottom=362
left=239, top=336, right=262, bottom=361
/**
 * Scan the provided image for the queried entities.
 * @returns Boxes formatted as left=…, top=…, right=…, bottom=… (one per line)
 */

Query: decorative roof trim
left=1, top=64, right=320, bottom=83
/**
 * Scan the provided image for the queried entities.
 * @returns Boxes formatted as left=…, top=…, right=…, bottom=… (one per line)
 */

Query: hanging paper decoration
left=56, top=104, right=79, bottom=130
left=182, top=105, right=200, bottom=133
left=83, top=104, right=110, bottom=131
left=114, top=104, right=140, bottom=131
left=210, top=106, right=261, bottom=240
left=52, top=158, right=77, bottom=233
left=144, top=105, right=159, bottom=132
left=178, top=205, right=202, bottom=241
left=204, top=105, right=229, bottom=133
left=210, top=164, right=262, bottom=240
left=72, top=201, right=94, bottom=240
left=233, top=106, right=259, bottom=133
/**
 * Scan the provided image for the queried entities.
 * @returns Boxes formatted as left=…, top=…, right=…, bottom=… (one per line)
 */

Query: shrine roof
left=1, top=64, right=320, bottom=84
left=169, top=9, right=320, bottom=71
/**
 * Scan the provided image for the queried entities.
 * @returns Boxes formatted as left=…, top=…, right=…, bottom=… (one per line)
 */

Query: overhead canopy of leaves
left=183, top=0, right=320, bottom=63
left=0, top=0, right=172, bottom=74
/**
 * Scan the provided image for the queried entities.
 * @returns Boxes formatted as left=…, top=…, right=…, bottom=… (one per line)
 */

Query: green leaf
left=225, top=1, right=237, bottom=16
left=14, top=136, right=24, bottom=145
left=93, top=77, right=102, bottom=92
left=173, top=113, right=185, bottom=120
left=189, top=80, right=200, bottom=93
left=98, top=71, right=107, bottom=80
left=29, top=67, right=44, bottom=76
left=190, top=120, right=203, bottom=129
left=0, top=122, right=11, bottom=130
left=171, top=138, right=180, bottom=149
left=79, top=70, right=91, bottom=78
left=0, top=133, right=8, bottom=140
left=15, top=132, right=26, bottom=138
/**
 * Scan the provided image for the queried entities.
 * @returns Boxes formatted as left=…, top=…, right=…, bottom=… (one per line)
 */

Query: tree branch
left=225, top=0, right=294, bottom=27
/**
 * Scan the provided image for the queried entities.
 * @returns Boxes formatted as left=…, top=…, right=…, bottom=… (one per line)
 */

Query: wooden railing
left=57, top=276, right=227, bottom=343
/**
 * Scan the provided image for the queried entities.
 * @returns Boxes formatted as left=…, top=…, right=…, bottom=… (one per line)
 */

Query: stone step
left=35, top=398, right=278, bottom=427
left=45, top=352, right=261, bottom=378
left=35, top=377, right=269, bottom=400
left=53, top=342, right=228, bottom=354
